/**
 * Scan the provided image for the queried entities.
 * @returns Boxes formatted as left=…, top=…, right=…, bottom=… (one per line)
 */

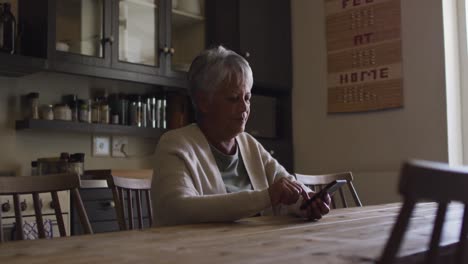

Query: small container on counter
left=40, top=104, right=54, bottom=120
left=53, top=104, right=72, bottom=121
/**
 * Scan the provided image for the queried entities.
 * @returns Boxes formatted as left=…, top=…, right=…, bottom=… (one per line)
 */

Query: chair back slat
left=71, top=188, right=93, bottom=235
left=32, top=193, right=46, bottom=239
left=347, top=181, right=363, bottom=206
left=51, top=191, right=67, bottom=236
left=426, top=202, right=448, bottom=264
left=379, top=160, right=468, bottom=264
left=0, top=206, right=3, bottom=242
left=136, top=190, right=143, bottom=229
left=112, top=186, right=126, bottom=230
left=338, top=188, right=347, bottom=208
left=13, top=194, right=24, bottom=240
left=146, top=190, right=153, bottom=227
left=295, top=172, right=361, bottom=208
left=127, top=189, right=134, bottom=229
left=456, top=204, right=468, bottom=264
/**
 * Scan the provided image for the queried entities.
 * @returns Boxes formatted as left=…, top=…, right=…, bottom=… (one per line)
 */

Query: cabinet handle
left=169, top=48, right=176, bottom=55
left=102, top=36, right=114, bottom=45
left=103, top=201, right=115, bottom=209
left=160, top=46, right=170, bottom=54
left=1, top=200, right=11, bottom=212
left=20, top=200, right=27, bottom=211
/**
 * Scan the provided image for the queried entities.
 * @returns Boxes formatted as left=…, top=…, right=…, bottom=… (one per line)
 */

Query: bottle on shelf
left=0, top=3, right=16, bottom=54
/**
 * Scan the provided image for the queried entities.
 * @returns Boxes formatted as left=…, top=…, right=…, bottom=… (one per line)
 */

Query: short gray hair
left=188, top=46, right=253, bottom=109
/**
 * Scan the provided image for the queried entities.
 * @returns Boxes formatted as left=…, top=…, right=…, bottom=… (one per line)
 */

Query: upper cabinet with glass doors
left=18, top=0, right=206, bottom=87
left=168, top=0, right=206, bottom=77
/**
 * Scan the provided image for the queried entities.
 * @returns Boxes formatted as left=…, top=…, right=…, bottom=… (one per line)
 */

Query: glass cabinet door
left=117, top=0, right=160, bottom=67
left=56, top=0, right=105, bottom=58
left=170, top=0, right=205, bottom=73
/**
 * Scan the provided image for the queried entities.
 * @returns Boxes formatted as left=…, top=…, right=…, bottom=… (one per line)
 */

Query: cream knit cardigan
left=152, top=124, right=304, bottom=226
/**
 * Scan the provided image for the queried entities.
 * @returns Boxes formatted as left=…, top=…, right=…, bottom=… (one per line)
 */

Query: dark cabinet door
left=206, top=0, right=292, bottom=91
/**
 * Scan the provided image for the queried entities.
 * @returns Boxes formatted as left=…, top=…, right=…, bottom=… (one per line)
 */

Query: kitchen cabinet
left=16, top=0, right=207, bottom=88
left=206, top=0, right=292, bottom=91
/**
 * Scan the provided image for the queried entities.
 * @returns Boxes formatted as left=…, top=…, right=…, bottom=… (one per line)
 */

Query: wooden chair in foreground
left=0, top=173, right=93, bottom=243
left=379, top=160, right=468, bottom=264
left=295, top=172, right=362, bottom=209
left=85, top=169, right=153, bottom=230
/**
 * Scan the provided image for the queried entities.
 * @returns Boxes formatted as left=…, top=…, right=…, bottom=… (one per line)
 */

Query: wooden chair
left=379, top=160, right=468, bottom=264
left=85, top=169, right=153, bottom=230
left=0, top=173, right=93, bottom=243
left=295, top=172, right=362, bottom=208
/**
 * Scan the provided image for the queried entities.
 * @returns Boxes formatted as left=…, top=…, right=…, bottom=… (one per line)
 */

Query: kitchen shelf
left=0, top=53, right=46, bottom=77
left=16, top=119, right=166, bottom=138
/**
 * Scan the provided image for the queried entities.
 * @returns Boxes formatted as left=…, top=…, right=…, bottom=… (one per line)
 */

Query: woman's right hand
left=268, top=177, right=307, bottom=206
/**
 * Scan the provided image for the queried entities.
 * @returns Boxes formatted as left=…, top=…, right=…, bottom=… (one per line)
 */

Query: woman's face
left=199, top=76, right=252, bottom=140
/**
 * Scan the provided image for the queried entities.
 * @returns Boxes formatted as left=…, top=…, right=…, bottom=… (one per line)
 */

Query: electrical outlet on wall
left=112, top=136, right=128, bottom=158
left=93, top=136, right=110, bottom=157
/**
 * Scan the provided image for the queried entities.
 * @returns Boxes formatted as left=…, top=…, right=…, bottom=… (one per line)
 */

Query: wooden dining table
left=0, top=202, right=463, bottom=264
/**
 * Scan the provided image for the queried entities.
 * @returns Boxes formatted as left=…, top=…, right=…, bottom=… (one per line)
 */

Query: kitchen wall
left=0, top=72, right=158, bottom=176
left=291, top=0, right=448, bottom=205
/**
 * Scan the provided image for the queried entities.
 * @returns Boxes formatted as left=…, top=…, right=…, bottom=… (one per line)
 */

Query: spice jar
left=40, top=104, right=54, bottom=120
left=27, top=92, right=40, bottom=119
left=79, top=99, right=91, bottom=123
left=91, top=99, right=101, bottom=123
left=53, top=104, right=72, bottom=121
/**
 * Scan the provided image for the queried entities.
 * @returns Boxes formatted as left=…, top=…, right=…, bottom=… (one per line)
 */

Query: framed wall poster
left=325, top=0, right=403, bottom=113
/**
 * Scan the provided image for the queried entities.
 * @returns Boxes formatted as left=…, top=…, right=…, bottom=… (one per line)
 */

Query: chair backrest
left=85, top=169, right=153, bottom=230
left=295, top=172, right=362, bottom=208
left=0, top=173, right=93, bottom=243
left=379, top=160, right=468, bottom=264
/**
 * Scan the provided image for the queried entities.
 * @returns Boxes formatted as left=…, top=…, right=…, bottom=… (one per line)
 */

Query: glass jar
left=100, top=103, right=110, bottom=124
left=91, top=100, right=101, bottom=123
left=27, top=92, right=40, bottom=119
left=79, top=99, right=91, bottom=123
left=53, top=104, right=72, bottom=121
left=40, top=104, right=54, bottom=120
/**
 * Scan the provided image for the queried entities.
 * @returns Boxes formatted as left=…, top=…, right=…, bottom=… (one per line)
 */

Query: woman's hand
left=300, top=192, right=331, bottom=220
left=268, top=177, right=308, bottom=206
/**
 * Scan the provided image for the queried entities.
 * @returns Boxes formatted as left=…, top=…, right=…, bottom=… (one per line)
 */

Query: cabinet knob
left=20, top=200, right=27, bottom=211
left=102, top=36, right=114, bottom=45
left=103, top=201, right=115, bottom=209
left=49, top=201, right=55, bottom=209
left=243, top=51, right=251, bottom=58
left=161, top=46, right=170, bottom=54
left=169, top=48, right=176, bottom=55
left=269, top=150, right=275, bottom=156
left=1, top=201, right=11, bottom=212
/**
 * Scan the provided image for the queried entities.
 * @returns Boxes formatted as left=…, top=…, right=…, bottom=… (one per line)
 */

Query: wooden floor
left=0, top=203, right=462, bottom=264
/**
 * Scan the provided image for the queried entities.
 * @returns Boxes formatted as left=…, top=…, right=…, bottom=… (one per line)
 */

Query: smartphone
left=300, top=180, right=346, bottom=210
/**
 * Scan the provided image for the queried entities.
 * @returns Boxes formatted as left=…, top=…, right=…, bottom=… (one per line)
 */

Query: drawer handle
left=103, top=201, right=115, bottom=209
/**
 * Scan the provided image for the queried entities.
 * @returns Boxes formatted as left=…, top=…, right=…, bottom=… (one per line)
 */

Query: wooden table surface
left=0, top=203, right=463, bottom=264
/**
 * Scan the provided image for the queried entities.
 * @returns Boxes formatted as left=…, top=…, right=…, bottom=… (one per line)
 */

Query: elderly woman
left=153, top=46, right=330, bottom=226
